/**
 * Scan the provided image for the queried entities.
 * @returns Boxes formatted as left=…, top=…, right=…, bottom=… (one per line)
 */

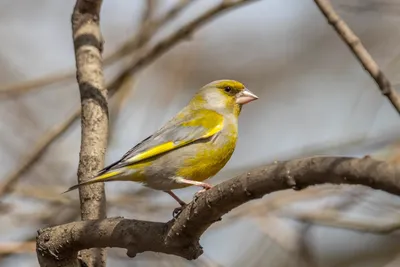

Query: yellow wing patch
left=126, top=111, right=224, bottom=164
left=126, top=141, right=176, bottom=163
left=96, top=170, right=121, bottom=180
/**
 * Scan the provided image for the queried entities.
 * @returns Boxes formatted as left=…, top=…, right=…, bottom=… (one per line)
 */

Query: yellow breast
left=177, top=123, right=237, bottom=182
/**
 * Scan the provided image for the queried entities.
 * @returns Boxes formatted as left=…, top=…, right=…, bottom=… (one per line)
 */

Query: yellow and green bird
left=65, top=79, right=258, bottom=206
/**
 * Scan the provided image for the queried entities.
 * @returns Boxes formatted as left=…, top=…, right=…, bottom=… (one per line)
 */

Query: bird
left=64, top=79, right=258, bottom=207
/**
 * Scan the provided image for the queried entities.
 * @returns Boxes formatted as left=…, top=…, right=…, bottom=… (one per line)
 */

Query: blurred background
left=1, top=0, right=400, bottom=266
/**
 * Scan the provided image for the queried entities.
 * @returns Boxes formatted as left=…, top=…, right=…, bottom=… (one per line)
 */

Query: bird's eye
left=224, top=86, right=232, bottom=93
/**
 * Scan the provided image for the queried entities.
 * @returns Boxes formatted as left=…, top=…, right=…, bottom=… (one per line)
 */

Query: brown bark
left=70, top=0, right=108, bottom=266
left=37, top=156, right=400, bottom=264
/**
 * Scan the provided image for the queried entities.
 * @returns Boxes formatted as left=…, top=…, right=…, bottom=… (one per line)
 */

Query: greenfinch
left=65, top=79, right=258, bottom=206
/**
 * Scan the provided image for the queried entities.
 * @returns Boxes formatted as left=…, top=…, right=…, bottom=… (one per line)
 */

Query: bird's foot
left=194, top=183, right=213, bottom=197
left=172, top=204, right=186, bottom=219
left=202, top=183, right=213, bottom=190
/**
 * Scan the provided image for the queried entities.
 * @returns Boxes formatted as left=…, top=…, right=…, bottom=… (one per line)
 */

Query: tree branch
left=313, top=0, right=400, bottom=115
left=280, top=208, right=400, bottom=234
left=107, top=0, right=259, bottom=92
left=0, top=72, right=74, bottom=98
left=71, top=0, right=108, bottom=266
left=106, top=0, right=195, bottom=63
left=37, top=156, right=400, bottom=264
left=0, top=109, right=80, bottom=198
left=0, top=0, right=194, bottom=99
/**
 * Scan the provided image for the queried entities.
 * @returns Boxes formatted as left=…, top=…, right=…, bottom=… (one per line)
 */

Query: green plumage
left=65, top=80, right=258, bottom=200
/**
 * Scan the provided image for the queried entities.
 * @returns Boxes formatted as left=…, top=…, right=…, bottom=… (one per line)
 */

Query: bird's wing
left=97, top=109, right=224, bottom=175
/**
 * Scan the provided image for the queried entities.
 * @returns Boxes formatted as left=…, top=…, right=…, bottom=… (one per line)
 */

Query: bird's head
left=192, top=79, right=258, bottom=116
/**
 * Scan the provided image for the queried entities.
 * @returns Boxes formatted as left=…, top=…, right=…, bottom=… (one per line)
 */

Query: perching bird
left=65, top=79, right=258, bottom=206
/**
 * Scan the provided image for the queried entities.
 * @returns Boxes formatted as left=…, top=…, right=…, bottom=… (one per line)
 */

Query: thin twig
left=102, top=0, right=195, bottom=64
left=107, top=0, right=259, bottom=93
left=0, top=109, right=80, bottom=197
left=5, top=183, right=163, bottom=212
left=0, top=72, right=75, bottom=98
left=220, top=186, right=336, bottom=223
left=141, top=0, right=156, bottom=26
left=107, top=0, right=154, bottom=143
left=108, top=75, right=135, bottom=144
left=280, top=208, right=400, bottom=234
left=314, top=0, right=400, bottom=115
left=0, top=0, right=194, bottom=99
left=0, top=242, right=36, bottom=255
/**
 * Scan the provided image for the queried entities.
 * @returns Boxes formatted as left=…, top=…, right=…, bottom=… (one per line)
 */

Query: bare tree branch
left=108, top=74, right=135, bottom=144
left=0, top=109, right=80, bottom=197
left=0, top=0, right=194, bottom=99
left=37, top=156, right=400, bottom=264
left=0, top=72, right=74, bottom=99
left=313, top=0, right=400, bottom=115
left=280, top=208, right=400, bottom=234
left=0, top=204, right=80, bottom=262
left=0, top=242, right=36, bottom=255
left=71, top=0, right=108, bottom=266
left=107, top=0, right=154, bottom=143
left=107, top=0, right=259, bottom=93
left=106, top=0, right=195, bottom=63
left=141, top=0, right=156, bottom=26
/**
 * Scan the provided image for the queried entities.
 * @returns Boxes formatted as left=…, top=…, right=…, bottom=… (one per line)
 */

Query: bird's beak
left=236, top=88, right=258, bottom=104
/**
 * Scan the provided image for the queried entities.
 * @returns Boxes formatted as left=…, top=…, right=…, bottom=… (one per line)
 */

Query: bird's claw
left=172, top=207, right=182, bottom=218
left=172, top=204, right=186, bottom=219
left=173, top=185, right=213, bottom=218
left=194, top=184, right=213, bottom=198
left=195, top=189, right=206, bottom=196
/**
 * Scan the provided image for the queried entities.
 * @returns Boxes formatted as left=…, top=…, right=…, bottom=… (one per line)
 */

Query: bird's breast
left=176, top=122, right=238, bottom=182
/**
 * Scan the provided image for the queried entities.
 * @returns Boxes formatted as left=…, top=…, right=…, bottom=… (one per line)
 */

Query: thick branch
left=37, top=157, right=400, bottom=263
left=71, top=0, right=108, bottom=266
left=314, top=0, right=400, bottom=115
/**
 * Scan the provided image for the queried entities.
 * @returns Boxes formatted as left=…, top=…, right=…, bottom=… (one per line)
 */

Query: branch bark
left=70, top=1, right=108, bottom=266
left=313, top=0, right=400, bottom=115
left=37, top=156, right=400, bottom=264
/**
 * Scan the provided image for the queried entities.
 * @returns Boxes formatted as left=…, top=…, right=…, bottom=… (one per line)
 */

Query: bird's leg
left=168, top=178, right=213, bottom=218
left=164, top=190, right=186, bottom=206
left=164, top=190, right=187, bottom=218
left=175, top=177, right=213, bottom=192
left=178, top=179, right=222, bottom=221
left=174, top=177, right=214, bottom=202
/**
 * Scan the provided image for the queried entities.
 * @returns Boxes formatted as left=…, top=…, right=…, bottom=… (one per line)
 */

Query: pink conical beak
left=236, top=88, right=258, bottom=104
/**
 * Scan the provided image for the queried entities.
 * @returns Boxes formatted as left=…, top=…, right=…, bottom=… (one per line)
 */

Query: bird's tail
left=63, top=170, right=122, bottom=194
